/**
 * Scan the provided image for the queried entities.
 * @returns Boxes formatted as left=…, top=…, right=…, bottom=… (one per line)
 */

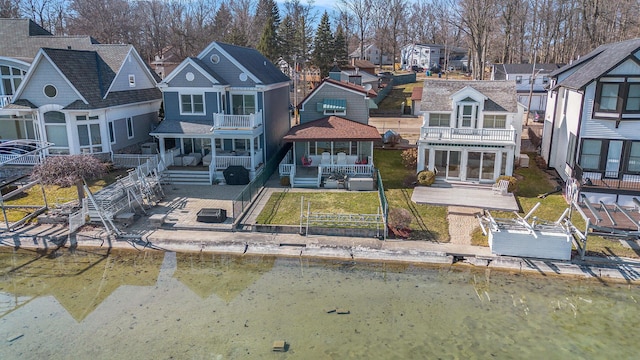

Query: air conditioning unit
left=141, top=142, right=158, bottom=154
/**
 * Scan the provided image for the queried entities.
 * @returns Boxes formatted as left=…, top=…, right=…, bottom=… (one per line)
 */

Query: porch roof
left=283, top=116, right=381, bottom=142
left=150, top=119, right=212, bottom=136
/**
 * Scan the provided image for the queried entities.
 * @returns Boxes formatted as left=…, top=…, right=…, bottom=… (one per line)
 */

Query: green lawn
left=1, top=169, right=129, bottom=223
left=375, top=81, right=423, bottom=112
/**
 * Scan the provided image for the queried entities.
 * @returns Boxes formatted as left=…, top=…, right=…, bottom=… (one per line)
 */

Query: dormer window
left=456, top=99, right=478, bottom=128
left=128, top=74, right=135, bottom=87
left=594, top=78, right=640, bottom=116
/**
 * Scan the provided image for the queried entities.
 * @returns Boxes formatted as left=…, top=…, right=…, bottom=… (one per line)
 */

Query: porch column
left=417, top=144, right=425, bottom=172
left=428, top=147, right=435, bottom=172
left=158, top=138, right=166, bottom=162
left=505, top=148, right=515, bottom=176
left=250, top=136, right=255, bottom=170
left=494, top=150, right=503, bottom=179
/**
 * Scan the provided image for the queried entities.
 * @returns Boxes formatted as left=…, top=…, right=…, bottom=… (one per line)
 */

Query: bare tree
left=338, top=0, right=373, bottom=63
left=1, top=0, right=21, bottom=18
left=451, top=0, right=498, bottom=79
left=32, top=155, right=108, bottom=202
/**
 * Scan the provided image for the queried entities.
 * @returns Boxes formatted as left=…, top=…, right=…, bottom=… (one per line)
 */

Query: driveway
left=368, top=116, right=422, bottom=143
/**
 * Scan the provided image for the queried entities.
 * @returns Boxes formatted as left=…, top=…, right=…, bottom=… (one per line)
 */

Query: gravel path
left=447, top=206, right=483, bottom=245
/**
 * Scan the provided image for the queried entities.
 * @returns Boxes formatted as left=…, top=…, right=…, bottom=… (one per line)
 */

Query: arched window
left=44, top=111, right=69, bottom=154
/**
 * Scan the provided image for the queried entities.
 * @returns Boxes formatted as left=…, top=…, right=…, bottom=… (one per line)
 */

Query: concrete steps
left=291, top=177, right=320, bottom=188
left=162, top=170, right=211, bottom=185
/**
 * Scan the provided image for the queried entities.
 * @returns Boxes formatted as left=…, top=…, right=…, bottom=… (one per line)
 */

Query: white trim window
left=1, top=65, right=26, bottom=96
left=456, top=102, right=478, bottom=128
left=483, top=114, right=507, bottom=128
left=180, top=93, right=205, bottom=114
left=128, top=74, right=135, bottom=87
left=108, top=121, right=115, bottom=144
left=428, top=113, right=450, bottom=127
left=126, top=117, right=134, bottom=139
left=44, top=111, right=69, bottom=155
left=231, top=94, right=256, bottom=115
left=77, top=115, right=102, bottom=153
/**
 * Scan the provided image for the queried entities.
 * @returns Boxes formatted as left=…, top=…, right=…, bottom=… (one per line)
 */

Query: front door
left=434, top=150, right=461, bottom=179
left=466, top=151, right=497, bottom=182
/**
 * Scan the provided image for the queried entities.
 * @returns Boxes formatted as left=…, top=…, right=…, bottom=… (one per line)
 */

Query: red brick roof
left=283, top=116, right=381, bottom=141
left=324, top=78, right=377, bottom=97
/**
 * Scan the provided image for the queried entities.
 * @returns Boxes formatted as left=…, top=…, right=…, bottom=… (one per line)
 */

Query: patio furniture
left=301, top=155, right=312, bottom=166
left=182, top=152, right=202, bottom=166
left=203, top=154, right=212, bottom=166
left=336, top=152, right=347, bottom=165
left=492, top=179, right=509, bottom=195
left=321, top=152, right=331, bottom=165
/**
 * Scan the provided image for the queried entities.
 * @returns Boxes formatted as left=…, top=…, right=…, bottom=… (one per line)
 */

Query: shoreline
left=1, top=224, right=639, bottom=284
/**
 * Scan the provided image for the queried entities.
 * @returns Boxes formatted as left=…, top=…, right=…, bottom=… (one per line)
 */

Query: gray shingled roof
left=150, top=119, right=213, bottom=135
left=41, top=47, right=160, bottom=109
left=552, top=38, right=640, bottom=90
left=420, top=79, right=518, bottom=113
left=0, top=18, right=98, bottom=61
left=190, top=57, right=227, bottom=84
left=493, top=63, right=562, bottom=80
left=216, top=42, right=290, bottom=84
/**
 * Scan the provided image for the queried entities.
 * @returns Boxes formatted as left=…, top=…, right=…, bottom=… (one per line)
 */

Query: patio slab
left=412, top=181, right=519, bottom=212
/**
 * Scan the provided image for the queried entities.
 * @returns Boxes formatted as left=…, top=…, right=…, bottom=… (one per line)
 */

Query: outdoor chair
left=492, top=179, right=510, bottom=195
left=336, top=152, right=347, bottom=165
left=301, top=155, right=312, bottom=166
left=321, top=152, right=331, bottom=165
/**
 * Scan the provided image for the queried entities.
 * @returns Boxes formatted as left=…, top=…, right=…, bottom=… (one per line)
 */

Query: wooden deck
left=411, top=180, right=519, bottom=211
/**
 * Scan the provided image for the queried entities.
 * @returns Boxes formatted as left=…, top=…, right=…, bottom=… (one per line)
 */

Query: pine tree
left=257, top=20, right=279, bottom=62
left=312, top=11, right=334, bottom=79
left=334, top=24, right=349, bottom=66
left=211, top=3, right=233, bottom=41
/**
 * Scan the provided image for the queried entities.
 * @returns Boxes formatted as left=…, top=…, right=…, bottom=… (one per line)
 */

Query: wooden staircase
left=291, top=176, right=320, bottom=188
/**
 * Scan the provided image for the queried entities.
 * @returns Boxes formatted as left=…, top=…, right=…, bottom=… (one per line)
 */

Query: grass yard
left=255, top=192, right=381, bottom=225
left=470, top=153, right=639, bottom=258
left=375, top=81, right=423, bottom=112
left=0, top=169, right=129, bottom=223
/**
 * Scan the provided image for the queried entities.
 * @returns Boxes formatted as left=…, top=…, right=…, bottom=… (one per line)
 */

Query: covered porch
left=151, top=118, right=264, bottom=185
left=279, top=116, right=380, bottom=188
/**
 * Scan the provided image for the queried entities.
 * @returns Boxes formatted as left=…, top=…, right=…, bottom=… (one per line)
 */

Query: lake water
left=0, top=247, right=638, bottom=359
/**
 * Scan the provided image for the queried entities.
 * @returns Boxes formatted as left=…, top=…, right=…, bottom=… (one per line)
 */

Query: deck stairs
left=291, top=177, right=320, bottom=188
left=161, top=170, right=211, bottom=185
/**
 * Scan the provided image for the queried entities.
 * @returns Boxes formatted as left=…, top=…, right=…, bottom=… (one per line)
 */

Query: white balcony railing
left=0, top=95, right=12, bottom=108
left=420, top=127, right=516, bottom=143
left=213, top=110, right=263, bottom=129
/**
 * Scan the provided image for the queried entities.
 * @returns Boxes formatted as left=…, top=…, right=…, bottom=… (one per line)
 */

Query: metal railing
left=213, top=110, right=263, bottom=129
left=420, top=127, right=516, bottom=142
left=112, top=153, right=159, bottom=169
left=0, top=95, right=12, bottom=108
left=574, top=164, right=640, bottom=191
left=376, top=169, right=388, bottom=239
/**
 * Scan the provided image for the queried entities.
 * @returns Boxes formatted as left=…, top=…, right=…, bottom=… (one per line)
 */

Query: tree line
left=2, top=0, right=640, bottom=79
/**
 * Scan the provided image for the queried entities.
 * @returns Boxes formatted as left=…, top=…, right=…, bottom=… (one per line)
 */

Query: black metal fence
left=376, top=169, right=389, bottom=239
left=231, top=143, right=291, bottom=222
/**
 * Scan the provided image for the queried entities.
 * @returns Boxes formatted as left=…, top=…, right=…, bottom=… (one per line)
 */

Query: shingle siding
left=20, top=58, right=82, bottom=108
left=300, top=85, right=369, bottom=125
left=168, top=63, right=217, bottom=88
left=200, top=47, right=258, bottom=87
left=110, top=112, right=159, bottom=151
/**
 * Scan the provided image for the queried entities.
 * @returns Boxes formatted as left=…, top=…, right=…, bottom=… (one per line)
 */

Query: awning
left=368, top=99, right=378, bottom=109
left=316, top=99, right=346, bottom=112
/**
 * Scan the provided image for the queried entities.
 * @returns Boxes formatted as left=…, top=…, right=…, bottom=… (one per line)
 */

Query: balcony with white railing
left=420, top=127, right=516, bottom=144
left=0, top=95, right=12, bottom=108
left=214, top=149, right=264, bottom=171
left=213, top=110, right=263, bottom=130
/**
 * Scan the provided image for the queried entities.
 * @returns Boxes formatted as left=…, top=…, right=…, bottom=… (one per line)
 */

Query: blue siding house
left=151, top=42, right=291, bottom=184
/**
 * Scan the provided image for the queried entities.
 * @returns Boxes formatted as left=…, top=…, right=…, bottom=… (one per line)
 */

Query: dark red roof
left=283, top=116, right=381, bottom=142
left=411, top=87, right=423, bottom=101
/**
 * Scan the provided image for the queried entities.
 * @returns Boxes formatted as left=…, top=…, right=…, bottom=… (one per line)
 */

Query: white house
left=491, top=63, right=562, bottom=114
left=349, top=44, right=392, bottom=66
left=542, top=38, right=640, bottom=206
left=416, top=80, right=524, bottom=183
left=400, top=44, right=468, bottom=71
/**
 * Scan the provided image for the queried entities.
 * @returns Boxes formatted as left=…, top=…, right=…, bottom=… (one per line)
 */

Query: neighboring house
left=410, top=87, right=423, bottom=116
left=0, top=18, right=98, bottom=111
left=416, top=80, right=524, bottom=183
left=151, top=46, right=183, bottom=79
left=279, top=78, right=379, bottom=188
left=542, top=38, right=640, bottom=206
left=344, top=59, right=377, bottom=76
left=491, top=63, right=562, bottom=113
left=150, top=41, right=291, bottom=184
left=349, top=44, right=392, bottom=66
left=0, top=46, right=162, bottom=157
left=400, top=44, right=467, bottom=71
left=326, top=65, right=378, bottom=90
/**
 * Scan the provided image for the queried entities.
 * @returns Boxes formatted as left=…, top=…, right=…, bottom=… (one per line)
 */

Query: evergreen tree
left=278, top=15, right=298, bottom=66
left=333, top=24, right=349, bottom=66
left=257, top=20, right=279, bottom=62
left=211, top=2, right=233, bottom=41
left=312, top=11, right=334, bottom=78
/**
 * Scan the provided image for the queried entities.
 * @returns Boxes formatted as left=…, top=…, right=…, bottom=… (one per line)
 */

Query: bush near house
left=416, top=170, right=436, bottom=186
left=400, top=148, right=417, bottom=169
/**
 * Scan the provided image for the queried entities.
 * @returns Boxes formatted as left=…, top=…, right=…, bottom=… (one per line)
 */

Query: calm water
left=0, top=247, right=638, bottom=359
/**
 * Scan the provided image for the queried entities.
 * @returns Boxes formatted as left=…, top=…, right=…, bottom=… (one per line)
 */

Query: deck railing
left=420, top=127, right=516, bottom=143
left=213, top=110, right=263, bottom=129
left=574, top=164, right=640, bottom=191
left=0, top=95, right=12, bottom=108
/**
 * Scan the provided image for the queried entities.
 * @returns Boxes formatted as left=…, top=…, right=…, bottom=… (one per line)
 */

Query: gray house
left=491, top=63, right=562, bottom=114
left=151, top=41, right=291, bottom=184
left=279, top=78, right=379, bottom=188
left=0, top=45, right=162, bottom=158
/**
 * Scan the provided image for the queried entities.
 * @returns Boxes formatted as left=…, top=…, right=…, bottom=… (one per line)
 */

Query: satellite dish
left=364, top=84, right=372, bottom=91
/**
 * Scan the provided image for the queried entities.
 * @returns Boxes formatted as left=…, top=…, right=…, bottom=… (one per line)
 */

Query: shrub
left=280, top=176, right=290, bottom=187
left=388, top=208, right=412, bottom=229
left=401, top=148, right=417, bottom=169
left=416, top=170, right=436, bottom=186
left=496, top=175, right=517, bottom=193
